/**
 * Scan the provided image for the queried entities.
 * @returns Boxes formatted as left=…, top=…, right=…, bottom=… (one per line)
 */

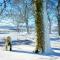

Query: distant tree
left=13, top=0, right=33, bottom=34
left=0, top=0, right=7, bottom=15
left=46, top=0, right=53, bottom=34
left=22, top=1, right=29, bottom=34
left=57, top=0, right=60, bottom=35
left=46, top=9, right=51, bottom=34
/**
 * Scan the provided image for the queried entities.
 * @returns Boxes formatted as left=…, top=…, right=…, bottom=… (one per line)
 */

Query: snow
left=0, top=0, right=60, bottom=59
left=0, top=31, right=60, bottom=60
left=0, top=45, right=60, bottom=60
left=0, top=50, right=51, bottom=60
left=0, top=20, right=60, bottom=60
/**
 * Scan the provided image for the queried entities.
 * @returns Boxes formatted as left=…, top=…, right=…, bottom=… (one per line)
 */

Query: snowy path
left=0, top=32, right=60, bottom=60
left=0, top=50, right=52, bottom=60
left=0, top=45, right=60, bottom=60
left=0, top=44, right=60, bottom=60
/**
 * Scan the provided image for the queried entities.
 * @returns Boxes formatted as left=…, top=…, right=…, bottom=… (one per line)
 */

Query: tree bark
left=34, top=0, right=44, bottom=53
left=34, top=0, right=52, bottom=54
left=57, top=0, right=60, bottom=35
left=43, top=0, right=52, bottom=53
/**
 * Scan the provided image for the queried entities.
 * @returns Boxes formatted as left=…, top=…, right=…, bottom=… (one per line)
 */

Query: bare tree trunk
left=16, top=24, right=20, bottom=40
left=43, top=0, right=52, bottom=53
left=57, top=0, right=60, bottom=35
left=33, top=0, right=52, bottom=54
left=47, top=13, right=51, bottom=34
left=17, top=24, right=20, bottom=32
left=26, top=19, right=29, bottom=34
left=25, top=1, right=30, bottom=34
left=34, top=0, right=44, bottom=53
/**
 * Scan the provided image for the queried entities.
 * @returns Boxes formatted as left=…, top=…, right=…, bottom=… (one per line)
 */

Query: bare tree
left=24, top=1, right=29, bottom=34
left=57, top=0, right=60, bottom=35
left=0, top=0, right=8, bottom=15
left=33, top=0, right=44, bottom=53
left=46, top=0, right=52, bottom=34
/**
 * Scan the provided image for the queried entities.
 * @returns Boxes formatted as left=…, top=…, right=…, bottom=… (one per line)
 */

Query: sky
left=0, top=0, right=58, bottom=26
left=46, top=0, right=58, bottom=26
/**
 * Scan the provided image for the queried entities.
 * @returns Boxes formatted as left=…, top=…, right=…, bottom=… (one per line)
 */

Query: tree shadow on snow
left=52, top=48, right=60, bottom=50
left=43, top=51, right=60, bottom=56
left=12, top=50, right=35, bottom=55
left=42, top=48, right=60, bottom=56
left=0, top=42, right=4, bottom=46
left=50, top=38, right=60, bottom=41
left=12, top=39, right=34, bottom=45
left=0, top=39, right=34, bottom=46
left=12, top=49, right=60, bottom=56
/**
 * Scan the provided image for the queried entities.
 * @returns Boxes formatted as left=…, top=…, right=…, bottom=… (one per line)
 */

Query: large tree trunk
left=34, top=0, right=52, bottom=54
left=43, top=0, right=52, bottom=53
left=34, top=0, right=44, bottom=53
left=57, top=0, right=60, bottom=35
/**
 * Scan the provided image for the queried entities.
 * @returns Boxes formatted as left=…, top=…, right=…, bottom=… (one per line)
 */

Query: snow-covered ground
left=0, top=50, right=59, bottom=60
left=0, top=31, right=60, bottom=60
